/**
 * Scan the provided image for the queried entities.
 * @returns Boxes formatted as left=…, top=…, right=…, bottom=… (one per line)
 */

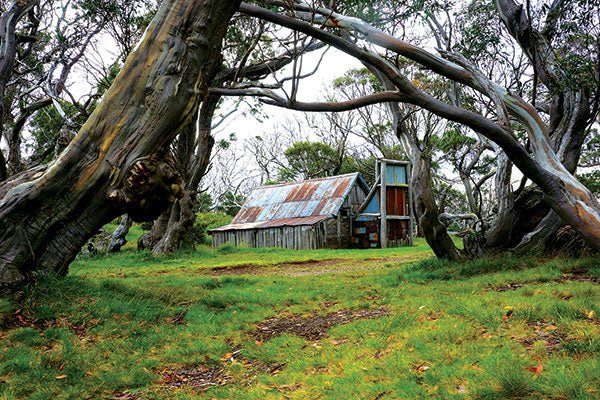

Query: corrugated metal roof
left=212, top=173, right=365, bottom=231
left=210, top=215, right=331, bottom=232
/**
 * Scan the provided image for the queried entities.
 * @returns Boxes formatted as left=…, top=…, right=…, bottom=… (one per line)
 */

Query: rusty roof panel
left=312, top=198, right=329, bottom=216
left=333, top=178, right=352, bottom=197
left=285, top=182, right=319, bottom=202
left=234, top=206, right=263, bottom=224
left=210, top=215, right=331, bottom=232
left=228, top=173, right=365, bottom=228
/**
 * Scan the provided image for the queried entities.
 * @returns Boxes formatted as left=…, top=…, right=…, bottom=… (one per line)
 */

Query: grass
left=0, top=232, right=599, bottom=399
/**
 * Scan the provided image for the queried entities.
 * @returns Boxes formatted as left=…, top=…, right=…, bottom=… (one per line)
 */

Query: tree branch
left=210, top=87, right=403, bottom=112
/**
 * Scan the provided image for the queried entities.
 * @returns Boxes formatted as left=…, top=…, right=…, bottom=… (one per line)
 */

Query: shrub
left=140, top=221, right=153, bottom=231
left=193, top=212, right=232, bottom=244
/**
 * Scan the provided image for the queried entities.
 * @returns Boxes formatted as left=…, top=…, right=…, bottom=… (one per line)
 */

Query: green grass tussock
left=0, top=236, right=599, bottom=399
left=398, top=255, right=540, bottom=281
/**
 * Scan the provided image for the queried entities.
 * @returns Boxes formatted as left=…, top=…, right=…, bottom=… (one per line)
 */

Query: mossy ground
left=0, top=229, right=598, bottom=399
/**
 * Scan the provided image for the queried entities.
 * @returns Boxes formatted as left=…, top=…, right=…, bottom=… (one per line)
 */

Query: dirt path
left=203, top=254, right=427, bottom=277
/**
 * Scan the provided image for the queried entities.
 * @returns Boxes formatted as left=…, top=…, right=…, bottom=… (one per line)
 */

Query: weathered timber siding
left=211, top=221, right=328, bottom=250
left=211, top=230, right=255, bottom=248
left=340, top=216, right=352, bottom=248
left=324, top=216, right=352, bottom=248
left=343, top=185, right=367, bottom=212
left=325, top=219, right=338, bottom=248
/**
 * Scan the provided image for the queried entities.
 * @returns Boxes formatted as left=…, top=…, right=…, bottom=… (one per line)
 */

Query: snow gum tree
left=237, top=0, right=600, bottom=256
left=0, top=0, right=241, bottom=285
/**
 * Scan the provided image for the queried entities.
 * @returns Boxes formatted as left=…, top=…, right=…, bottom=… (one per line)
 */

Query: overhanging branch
left=210, top=87, right=403, bottom=112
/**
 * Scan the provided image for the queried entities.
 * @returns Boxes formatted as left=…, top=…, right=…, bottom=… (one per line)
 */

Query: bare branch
left=211, top=86, right=403, bottom=112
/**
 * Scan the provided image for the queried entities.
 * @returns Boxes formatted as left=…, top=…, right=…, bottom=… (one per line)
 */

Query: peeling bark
left=151, top=189, right=197, bottom=255
left=512, top=210, right=563, bottom=253
left=485, top=152, right=516, bottom=250
left=241, top=2, right=600, bottom=252
left=138, top=210, right=170, bottom=251
left=0, top=0, right=241, bottom=285
left=107, top=214, right=132, bottom=253
left=412, top=147, right=463, bottom=261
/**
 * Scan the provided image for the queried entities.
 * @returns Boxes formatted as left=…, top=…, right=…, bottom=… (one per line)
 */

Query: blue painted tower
left=353, top=159, right=414, bottom=248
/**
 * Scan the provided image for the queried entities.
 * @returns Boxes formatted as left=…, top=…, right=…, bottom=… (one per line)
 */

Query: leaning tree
left=0, top=0, right=241, bottom=285
left=234, top=0, right=600, bottom=257
left=1, top=0, right=598, bottom=285
left=139, top=16, right=328, bottom=255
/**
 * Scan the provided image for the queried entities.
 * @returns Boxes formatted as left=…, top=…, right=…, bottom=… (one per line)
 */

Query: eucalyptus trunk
left=0, top=0, right=241, bottom=285
left=0, top=1, right=39, bottom=179
left=147, top=93, right=219, bottom=255
left=107, top=214, right=132, bottom=253
left=411, top=146, right=463, bottom=261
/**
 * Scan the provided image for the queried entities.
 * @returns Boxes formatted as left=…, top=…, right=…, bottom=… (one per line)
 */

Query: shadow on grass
left=388, top=254, right=600, bottom=283
left=1, top=272, right=257, bottom=332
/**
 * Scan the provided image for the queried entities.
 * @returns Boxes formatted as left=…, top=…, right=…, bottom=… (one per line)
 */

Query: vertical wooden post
left=380, top=160, right=387, bottom=248
left=337, top=213, right=342, bottom=249
left=407, top=163, right=414, bottom=246
left=348, top=207, right=353, bottom=248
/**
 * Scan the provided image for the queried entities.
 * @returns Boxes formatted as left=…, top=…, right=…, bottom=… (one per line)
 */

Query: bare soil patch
left=208, top=263, right=260, bottom=276
left=560, top=274, right=600, bottom=284
left=280, top=255, right=426, bottom=277
left=207, top=258, right=347, bottom=276
left=202, top=254, right=427, bottom=277
left=153, top=351, right=285, bottom=395
left=519, top=320, right=565, bottom=353
left=486, top=283, right=524, bottom=292
left=252, top=307, right=389, bottom=341
left=159, top=364, right=231, bottom=390
left=277, top=258, right=347, bottom=269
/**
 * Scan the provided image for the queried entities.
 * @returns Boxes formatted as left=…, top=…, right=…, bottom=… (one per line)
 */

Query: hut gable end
left=211, top=173, right=369, bottom=250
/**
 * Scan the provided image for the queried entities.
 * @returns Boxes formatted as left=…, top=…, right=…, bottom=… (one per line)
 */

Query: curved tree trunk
left=151, top=189, right=197, bottom=255
left=148, top=94, right=219, bottom=255
left=0, top=0, right=241, bottom=285
left=138, top=210, right=171, bottom=251
left=488, top=0, right=598, bottom=253
left=484, top=152, right=516, bottom=250
left=241, top=2, right=600, bottom=252
left=107, top=214, right=132, bottom=253
left=512, top=210, right=563, bottom=253
left=412, top=146, right=463, bottom=261
left=0, top=1, right=39, bottom=179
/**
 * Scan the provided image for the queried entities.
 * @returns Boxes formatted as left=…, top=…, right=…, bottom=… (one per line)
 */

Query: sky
left=5, top=4, right=595, bottom=202
left=220, top=47, right=363, bottom=142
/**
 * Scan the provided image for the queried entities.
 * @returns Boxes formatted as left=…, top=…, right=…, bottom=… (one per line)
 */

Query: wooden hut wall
left=212, top=221, right=329, bottom=250
left=212, top=230, right=256, bottom=248
left=325, top=219, right=337, bottom=247
left=255, top=223, right=328, bottom=249
left=343, top=185, right=368, bottom=211
left=386, top=186, right=409, bottom=216
left=387, top=219, right=410, bottom=246
left=324, top=216, right=352, bottom=248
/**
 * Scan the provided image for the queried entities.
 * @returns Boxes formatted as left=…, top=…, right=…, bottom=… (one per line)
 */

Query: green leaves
left=281, top=141, right=341, bottom=180
left=332, top=68, right=382, bottom=92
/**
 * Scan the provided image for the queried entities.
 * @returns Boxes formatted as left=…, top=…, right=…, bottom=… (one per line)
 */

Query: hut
left=354, top=159, right=414, bottom=248
left=210, top=173, right=370, bottom=249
